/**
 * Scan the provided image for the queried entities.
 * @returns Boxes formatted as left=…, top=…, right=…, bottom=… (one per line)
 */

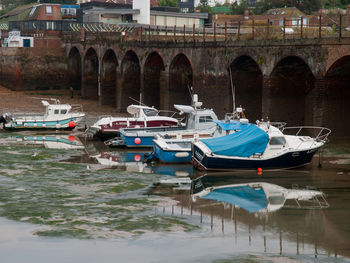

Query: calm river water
left=0, top=131, right=349, bottom=263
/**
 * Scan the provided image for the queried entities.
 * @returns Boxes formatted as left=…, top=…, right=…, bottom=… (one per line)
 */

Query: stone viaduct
left=63, top=31, right=350, bottom=137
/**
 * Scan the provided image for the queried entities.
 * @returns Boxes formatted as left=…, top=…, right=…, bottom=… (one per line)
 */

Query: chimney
left=133, top=0, right=150, bottom=25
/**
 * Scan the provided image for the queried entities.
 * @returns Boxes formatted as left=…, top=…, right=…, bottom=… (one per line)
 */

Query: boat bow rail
left=281, top=126, right=331, bottom=148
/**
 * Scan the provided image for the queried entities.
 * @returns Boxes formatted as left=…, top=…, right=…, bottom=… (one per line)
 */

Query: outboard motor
left=0, top=113, right=12, bottom=126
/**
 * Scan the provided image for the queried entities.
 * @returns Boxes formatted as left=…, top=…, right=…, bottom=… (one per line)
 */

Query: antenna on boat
left=228, top=66, right=236, bottom=112
left=128, top=97, right=148, bottom=107
left=187, top=85, right=194, bottom=105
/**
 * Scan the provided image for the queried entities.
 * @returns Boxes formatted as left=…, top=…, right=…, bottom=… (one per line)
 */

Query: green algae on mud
left=0, top=136, right=198, bottom=239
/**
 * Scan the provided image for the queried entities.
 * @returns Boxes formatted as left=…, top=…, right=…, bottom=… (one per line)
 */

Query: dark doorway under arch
left=67, top=47, right=81, bottom=91
left=121, top=50, right=141, bottom=112
left=143, top=52, right=165, bottom=109
left=269, top=56, right=315, bottom=125
left=83, top=48, right=99, bottom=100
left=229, top=56, right=263, bottom=121
left=169, top=54, right=193, bottom=108
left=101, top=49, right=118, bottom=106
left=324, top=56, right=350, bottom=137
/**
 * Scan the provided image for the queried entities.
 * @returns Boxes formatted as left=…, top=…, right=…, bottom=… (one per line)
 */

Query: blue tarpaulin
left=213, top=120, right=250, bottom=131
left=201, top=125, right=269, bottom=157
left=202, top=186, right=268, bottom=213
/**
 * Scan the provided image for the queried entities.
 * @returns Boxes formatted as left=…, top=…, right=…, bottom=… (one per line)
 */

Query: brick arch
left=67, top=47, right=82, bottom=91
left=323, top=55, right=350, bottom=137
left=101, top=49, right=118, bottom=106
left=168, top=53, right=193, bottom=108
left=120, top=49, right=141, bottom=111
left=229, top=55, right=263, bottom=121
left=143, top=51, right=165, bottom=109
left=82, top=47, right=99, bottom=99
left=268, top=55, right=315, bottom=125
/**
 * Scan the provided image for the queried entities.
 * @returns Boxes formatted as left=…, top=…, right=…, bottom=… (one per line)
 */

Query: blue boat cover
left=201, top=125, right=269, bottom=157
left=202, top=186, right=268, bottom=213
left=213, top=120, right=250, bottom=131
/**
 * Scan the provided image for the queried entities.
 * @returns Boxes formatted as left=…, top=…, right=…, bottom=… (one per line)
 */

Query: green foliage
left=197, top=0, right=212, bottom=12
left=159, top=0, right=178, bottom=7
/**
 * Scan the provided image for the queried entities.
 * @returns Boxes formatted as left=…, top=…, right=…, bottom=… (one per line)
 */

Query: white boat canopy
left=174, top=104, right=195, bottom=115
left=126, top=105, right=158, bottom=116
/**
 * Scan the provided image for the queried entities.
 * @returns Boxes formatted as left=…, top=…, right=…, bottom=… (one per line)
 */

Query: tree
left=197, top=0, right=212, bottom=12
left=159, top=0, right=178, bottom=7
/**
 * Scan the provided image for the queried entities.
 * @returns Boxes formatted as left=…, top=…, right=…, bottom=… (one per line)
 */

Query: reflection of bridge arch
left=169, top=53, right=193, bottom=108
left=101, top=49, right=118, bottom=106
left=324, top=55, right=350, bottom=137
left=269, top=56, right=315, bottom=125
left=67, top=47, right=81, bottom=91
left=120, top=50, right=140, bottom=112
left=83, top=48, right=99, bottom=99
left=229, top=55, right=263, bottom=121
left=143, top=51, right=165, bottom=109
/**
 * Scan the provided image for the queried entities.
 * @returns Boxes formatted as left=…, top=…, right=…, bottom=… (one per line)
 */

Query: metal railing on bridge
left=8, top=14, right=350, bottom=43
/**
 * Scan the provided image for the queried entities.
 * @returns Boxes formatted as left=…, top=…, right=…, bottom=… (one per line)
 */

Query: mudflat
left=0, top=86, right=122, bottom=117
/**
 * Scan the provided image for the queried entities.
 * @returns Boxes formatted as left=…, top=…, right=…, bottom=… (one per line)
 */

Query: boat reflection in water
left=90, top=150, right=194, bottom=177
left=191, top=176, right=329, bottom=213
left=148, top=173, right=346, bottom=260
left=12, top=134, right=85, bottom=150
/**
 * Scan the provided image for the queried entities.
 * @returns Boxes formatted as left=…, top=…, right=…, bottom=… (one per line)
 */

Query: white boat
left=1, top=99, right=85, bottom=131
left=192, top=122, right=331, bottom=171
left=191, top=177, right=329, bottom=213
left=107, top=95, right=219, bottom=148
left=85, top=105, right=179, bottom=139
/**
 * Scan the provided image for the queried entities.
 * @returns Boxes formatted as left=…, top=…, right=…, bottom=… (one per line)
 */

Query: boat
left=0, top=99, right=85, bottom=131
left=192, top=122, right=331, bottom=171
left=151, top=116, right=250, bottom=164
left=191, top=177, right=329, bottom=213
left=85, top=104, right=179, bottom=139
left=105, top=94, right=219, bottom=148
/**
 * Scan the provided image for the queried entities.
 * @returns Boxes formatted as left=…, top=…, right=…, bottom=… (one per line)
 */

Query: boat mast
left=229, top=66, right=236, bottom=112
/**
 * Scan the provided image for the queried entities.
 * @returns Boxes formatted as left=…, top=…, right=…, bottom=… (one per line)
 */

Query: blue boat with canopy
left=192, top=122, right=331, bottom=170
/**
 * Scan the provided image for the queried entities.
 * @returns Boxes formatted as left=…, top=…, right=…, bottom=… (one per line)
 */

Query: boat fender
left=69, top=121, right=75, bottom=128
left=175, top=152, right=190, bottom=158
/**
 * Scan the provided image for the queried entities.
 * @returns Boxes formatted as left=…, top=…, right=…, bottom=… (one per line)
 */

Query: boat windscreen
left=214, top=120, right=250, bottom=131
left=201, top=125, right=269, bottom=157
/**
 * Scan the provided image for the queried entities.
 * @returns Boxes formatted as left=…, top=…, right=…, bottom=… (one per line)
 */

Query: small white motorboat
left=85, top=105, right=179, bottom=139
left=1, top=99, right=85, bottom=131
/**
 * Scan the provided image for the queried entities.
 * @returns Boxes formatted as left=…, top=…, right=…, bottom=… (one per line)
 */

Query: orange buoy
left=257, top=167, right=263, bottom=175
left=68, top=135, right=75, bottom=142
left=68, top=121, right=75, bottom=128
left=134, top=138, right=141, bottom=145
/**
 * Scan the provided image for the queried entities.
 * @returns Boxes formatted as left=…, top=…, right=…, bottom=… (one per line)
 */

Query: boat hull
left=192, top=144, right=320, bottom=171
left=153, top=141, right=192, bottom=163
left=122, top=134, right=154, bottom=148
left=92, top=119, right=178, bottom=139
left=4, top=117, right=83, bottom=131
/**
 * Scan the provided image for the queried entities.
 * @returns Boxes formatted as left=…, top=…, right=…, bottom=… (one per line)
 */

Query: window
left=199, top=116, right=213, bottom=123
left=269, top=137, right=286, bottom=146
left=54, top=110, right=59, bottom=114
left=46, top=6, right=53, bottom=14
left=61, top=110, right=67, bottom=114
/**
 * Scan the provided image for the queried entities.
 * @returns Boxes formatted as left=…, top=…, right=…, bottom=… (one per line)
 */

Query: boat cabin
left=174, top=104, right=218, bottom=130
left=42, top=100, right=74, bottom=117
